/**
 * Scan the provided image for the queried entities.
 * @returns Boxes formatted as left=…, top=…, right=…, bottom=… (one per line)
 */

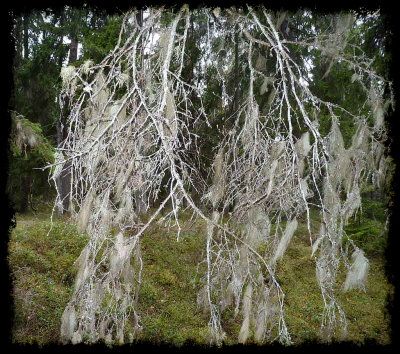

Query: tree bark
left=56, top=36, right=78, bottom=215
left=136, top=10, right=143, bottom=27
left=20, top=175, right=30, bottom=214
left=68, top=38, right=78, bottom=63
left=14, top=17, right=23, bottom=62
left=23, top=15, right=29, bottom=59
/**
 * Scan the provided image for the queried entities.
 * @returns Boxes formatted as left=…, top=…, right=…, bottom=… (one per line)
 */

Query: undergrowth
left=8, top=207, right=392, bottom=346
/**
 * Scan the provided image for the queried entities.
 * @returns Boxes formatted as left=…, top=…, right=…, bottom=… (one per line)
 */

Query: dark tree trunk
left=14, top=17, right=23, bottom=62
left=136, top=10, right=143, bottom=27
left=68, top=38, right=78, bottom=63
left=20, top=175, right=31, bottom=214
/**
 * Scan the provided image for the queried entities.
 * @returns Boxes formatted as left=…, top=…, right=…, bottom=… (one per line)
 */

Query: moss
left=134, top=218, right=210, bottom=346
left=9, top=210, right=392, bottom=346
left=279, top=234, right=391, bottom=345
left=9, top=215, right=88, bottom=345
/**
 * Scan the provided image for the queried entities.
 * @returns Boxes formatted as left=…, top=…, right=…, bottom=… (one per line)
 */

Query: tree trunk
left=14, top=17, right=23, bottom=62
left=234, top=29, right=239, bottom=113
left=23, top=15, right=29, bottom=59
left=135, top=190, right=146, bottom=215
left=68, top=38, right=78, bottom=63
left=56, top=37, right=78, bottom=215
left=20, top=175, right=30, bottom=214
left=134, top=11, right=147, bottom=215
left=136, top=10, right=143, bottom=27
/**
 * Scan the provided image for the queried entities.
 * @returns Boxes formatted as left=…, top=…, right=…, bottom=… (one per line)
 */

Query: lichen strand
left=53, top=7, right=392, bottom=345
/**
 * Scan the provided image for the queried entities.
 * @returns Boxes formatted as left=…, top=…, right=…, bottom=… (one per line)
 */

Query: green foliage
left=10, top=112, right=54, bottom=159
left=8, top=112, right=55, bottom=212
left=11, top=12, right=67, bottom=141
left=9, top=8, right=122, bottom=212
left=354, top=12, right=391, bottom=79
left=80, top=15, right=124, bottom=64
left=341, top=184, right=389, bottom=257
left=344, top=219, right=387, bottom=257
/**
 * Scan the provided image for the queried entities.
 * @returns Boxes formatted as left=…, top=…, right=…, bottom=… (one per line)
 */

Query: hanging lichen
left=50, top=6, right=392, bottom=346
left=343, top=248, right=369, bottom=291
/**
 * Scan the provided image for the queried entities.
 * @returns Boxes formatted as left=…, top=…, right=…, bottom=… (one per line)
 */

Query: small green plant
left=344, top=219, right=387, bottom=257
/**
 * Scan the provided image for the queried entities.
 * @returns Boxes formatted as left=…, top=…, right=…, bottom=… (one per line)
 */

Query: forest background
left=3, top=0, right=400, bottom=348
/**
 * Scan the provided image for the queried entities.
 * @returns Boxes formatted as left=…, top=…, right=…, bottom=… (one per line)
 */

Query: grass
left=8, top=206, right=392, bottom=346
left=279, top=232, right=392, bottom=345
left=8, top=208, right=88, bottom=344
left=136, top=212, right=210, bottom=346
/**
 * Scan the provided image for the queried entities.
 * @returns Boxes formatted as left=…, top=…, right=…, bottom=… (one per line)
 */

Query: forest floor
left=7, top=205, right=393, bottom=347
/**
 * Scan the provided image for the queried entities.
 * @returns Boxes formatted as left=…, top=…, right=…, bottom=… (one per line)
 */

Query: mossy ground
left=279, top=233, right=392, bottom=345
left=8, top=207, right=87, bottom=344
left=8, top=206, right=392, bottom=346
